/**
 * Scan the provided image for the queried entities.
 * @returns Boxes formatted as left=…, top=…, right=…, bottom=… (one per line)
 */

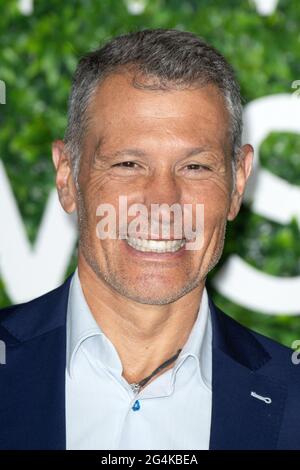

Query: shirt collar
left=66, top=268, right=117, bottom=378
left=67, top=268, right=212, bottom=390
left=172, top=284, right=212, bottom=390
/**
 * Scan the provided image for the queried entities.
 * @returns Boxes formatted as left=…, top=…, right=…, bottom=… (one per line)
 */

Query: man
left=0, top=29, right=299, bottom=450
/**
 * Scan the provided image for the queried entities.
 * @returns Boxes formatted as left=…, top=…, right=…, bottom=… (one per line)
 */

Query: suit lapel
left=0, top=275, right=72, bottom=449
left=208, top=300, right=288, bottom=450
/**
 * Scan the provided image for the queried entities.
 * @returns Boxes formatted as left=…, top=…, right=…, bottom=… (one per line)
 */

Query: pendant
left=130, top=383, right=141, bottom=393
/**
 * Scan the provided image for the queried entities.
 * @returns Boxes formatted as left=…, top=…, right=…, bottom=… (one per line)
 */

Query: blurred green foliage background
left=0, top=0, right=299, bottom=346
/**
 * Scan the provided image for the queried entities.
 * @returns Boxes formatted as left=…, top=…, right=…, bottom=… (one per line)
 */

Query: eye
left=112, top=161, right=139, bottom=169
left=185, top=164, right=211, bottom=171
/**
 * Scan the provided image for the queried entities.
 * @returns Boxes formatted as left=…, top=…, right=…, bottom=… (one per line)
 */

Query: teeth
left=126, top=237, right=185, bottom=253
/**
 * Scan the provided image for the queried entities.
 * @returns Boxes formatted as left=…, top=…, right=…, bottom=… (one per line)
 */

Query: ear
left=227, top=144, right=254, bottom=221
left=52, top=140, right=77, bottom=214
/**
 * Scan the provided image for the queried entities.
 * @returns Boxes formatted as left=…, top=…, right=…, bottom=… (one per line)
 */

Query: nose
left=143, top=170, right=181, bottom=207
left=142, top=170, right=183, bottom=239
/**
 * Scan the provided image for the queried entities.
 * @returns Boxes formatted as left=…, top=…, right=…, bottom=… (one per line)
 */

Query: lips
left=125, top=237, right=186, bottom=253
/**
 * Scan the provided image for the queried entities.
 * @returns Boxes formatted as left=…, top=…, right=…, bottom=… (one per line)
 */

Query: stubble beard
left=76, top=191, right=227, bottom=305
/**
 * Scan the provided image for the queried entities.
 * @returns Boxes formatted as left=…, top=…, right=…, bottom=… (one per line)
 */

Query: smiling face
left=54, top=72, right=253, bottom=305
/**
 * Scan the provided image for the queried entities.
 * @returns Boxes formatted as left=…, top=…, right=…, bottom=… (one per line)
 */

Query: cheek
left=186, top=184, right=230, bottom=227
left=203, top=201, right=229, bottom=237
left=86, top=174, right=112, bottom=200
left=80, top=176, right=118, bottom=221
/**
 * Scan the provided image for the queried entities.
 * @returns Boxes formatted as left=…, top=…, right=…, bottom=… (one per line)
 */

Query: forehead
left=87, top=72, right=231, bottom=150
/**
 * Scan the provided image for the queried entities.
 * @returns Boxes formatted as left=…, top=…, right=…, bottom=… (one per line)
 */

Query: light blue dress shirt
left=65, top=269, right=212, bottom=450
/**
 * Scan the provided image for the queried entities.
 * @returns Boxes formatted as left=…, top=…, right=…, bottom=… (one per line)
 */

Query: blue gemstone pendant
left=132, top=400, right=141, bottom=411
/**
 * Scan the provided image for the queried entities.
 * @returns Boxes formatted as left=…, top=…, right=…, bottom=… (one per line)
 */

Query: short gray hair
left=64, top=28, right=243, bottom=183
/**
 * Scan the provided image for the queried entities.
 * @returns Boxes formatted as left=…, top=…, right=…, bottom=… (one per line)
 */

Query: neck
left=77, top=253, right=205, bottom=385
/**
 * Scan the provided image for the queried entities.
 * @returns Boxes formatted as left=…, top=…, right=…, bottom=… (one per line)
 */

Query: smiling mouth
left=125, top=237, right=186, bottom=253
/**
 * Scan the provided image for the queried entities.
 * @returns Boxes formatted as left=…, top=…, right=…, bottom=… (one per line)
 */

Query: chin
left=123, top=292, right=182, bottom=305
left=115, top=280, right=196, bottom=305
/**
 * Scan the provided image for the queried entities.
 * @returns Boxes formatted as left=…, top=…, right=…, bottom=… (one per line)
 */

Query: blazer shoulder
left=221, top=306, right=299, bottom=382
left=211, top=299, right=296, bottom=373
left=0, top=275, right=71, bottom=319
left=250, top=326, right=293, bottom=358
left=0, top=274, right=73, bottom=343
left=249, top=325, right=300, bottom=384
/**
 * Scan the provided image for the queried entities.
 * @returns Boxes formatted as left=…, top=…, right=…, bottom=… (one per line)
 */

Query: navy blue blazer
left=0, top=273, right=299, bottom=450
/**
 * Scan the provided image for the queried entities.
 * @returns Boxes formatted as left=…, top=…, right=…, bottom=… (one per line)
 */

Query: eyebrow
left=183, top=146, right=215, bottom=158
left=109, top=148, right=147, bottom=158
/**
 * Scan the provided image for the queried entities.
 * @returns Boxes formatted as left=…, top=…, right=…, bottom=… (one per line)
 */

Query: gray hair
left=64, top=28, right=243, bottom=186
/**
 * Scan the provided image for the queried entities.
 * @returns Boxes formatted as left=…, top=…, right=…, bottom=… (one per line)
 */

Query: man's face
left=59, top=73, right=252, bottom=305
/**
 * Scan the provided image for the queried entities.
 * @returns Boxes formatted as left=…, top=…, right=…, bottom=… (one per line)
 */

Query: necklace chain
left=129, top=348, right=182, bottom=393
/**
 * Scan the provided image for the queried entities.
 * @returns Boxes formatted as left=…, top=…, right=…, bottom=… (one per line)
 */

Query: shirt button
left=132, top=400, right=140, bottom=411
